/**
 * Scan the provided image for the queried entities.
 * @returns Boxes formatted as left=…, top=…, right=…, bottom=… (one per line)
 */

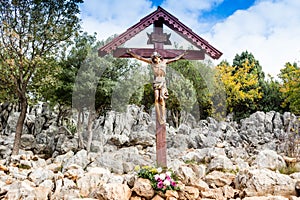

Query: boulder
left=132, top=178, right=155, bottom=199
left=92, top=183, right=131, bottom=200
left=252, top=149, right=286, bottom=170
left=205, top=170, right=236, bottom=187
left=235, top=168, right=297, bottom=197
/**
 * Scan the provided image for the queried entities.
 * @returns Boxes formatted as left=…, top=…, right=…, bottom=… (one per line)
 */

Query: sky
left=79, top=0, right=300, bottom=78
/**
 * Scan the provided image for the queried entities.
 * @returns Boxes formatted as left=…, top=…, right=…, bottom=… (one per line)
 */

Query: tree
left=216, top=59, right=262, bottom=120
left=233, top=51, right=268, bottom=113
left=261, top=74, right=285, bottom=113
left=169, top=59, right=217, bottom=121
left=279, top=62, right=300, bottom=115
left=0, top=0, right=83, bottom=155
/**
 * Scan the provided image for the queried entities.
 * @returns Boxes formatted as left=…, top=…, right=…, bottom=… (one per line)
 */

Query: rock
left=296, top=181, right=300, bottom=197
left=132, top=178, right=155, bottom=199
left=180, top=186, right=199, bottom=199
left=92, top=183, right=131, bottom=200
left=190, top=178, right=209, bottom=191
left=235, top=168, right=297, bottom=197
left=62, top=149, right=90, bottom=171
left=273, top=112, right=283, bottom=130
left=201, top=188, right=225, bottom=200
left=207, top=155, right=235, bottom=173
left=252, top=149, right=286, bottom=170
left=8, top=166, right=31, bottom=181
left=108, top=134, right=129, bottom=146
left=28, top=167, right=54, bottom=185
left=165, top=190, right=179, bottom=199
left=77, top=167, right=111, bottom=197
left=265, top=111, right=275, bottom=133
left=151, top=195, right=164, bottom=200
left=5, top=180, right=36, bottom=200
left=20, top=134, right=36, bottom=150
left=243, top=196, right=289, bottom=200
left=222, top=185, right=237, bottom=199
left=177, top=123, right=191, bottom=135
left=34, top=186, right=52, bottom=200
left=129, top=130, right=155, bottom=147
left=64, top=164, right=85, bottom=181
left=204, top=170, right=235, bottom=187
left=177, top=165, right=198, bottom=185
left=168, top=134, right=189, bottom=151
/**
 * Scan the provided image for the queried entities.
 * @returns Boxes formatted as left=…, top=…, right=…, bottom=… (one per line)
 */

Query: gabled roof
left=98, top=6, right=222, bottom=59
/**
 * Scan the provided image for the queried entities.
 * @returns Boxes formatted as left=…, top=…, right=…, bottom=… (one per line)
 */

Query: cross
left=98, top=7, right=222, bottom=168
left=126, top=19, right=189, bottom=167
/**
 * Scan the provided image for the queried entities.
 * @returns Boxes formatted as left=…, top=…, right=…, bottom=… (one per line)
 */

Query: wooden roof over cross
left=98, top=6, right=222, bottom=60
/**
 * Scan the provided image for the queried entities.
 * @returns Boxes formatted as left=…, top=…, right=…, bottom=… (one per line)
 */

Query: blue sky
left=80, top=0, right=300, bottom=78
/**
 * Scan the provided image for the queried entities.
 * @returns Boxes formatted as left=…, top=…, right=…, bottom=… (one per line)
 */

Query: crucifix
left=127, top=49, right=186, bottom=167
left=98, top=6, right=222, bottom=167
left=127, top=19, right=190, bottom=167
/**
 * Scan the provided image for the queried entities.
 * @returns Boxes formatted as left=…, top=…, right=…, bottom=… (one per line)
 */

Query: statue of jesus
left=127, top=50, right=187, bottom=124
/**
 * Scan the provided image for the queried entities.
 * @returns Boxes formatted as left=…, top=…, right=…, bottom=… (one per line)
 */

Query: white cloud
left=80, top=0, right=155, bottom=40
left=161, top=0, right=224, bottom=32
left=206, top=0, right=300, bottom=77
left=80, top=0, right=300, bottom=78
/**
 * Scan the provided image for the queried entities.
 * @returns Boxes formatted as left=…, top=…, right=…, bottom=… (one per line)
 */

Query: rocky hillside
left=0, top=103, right=300, bottom=199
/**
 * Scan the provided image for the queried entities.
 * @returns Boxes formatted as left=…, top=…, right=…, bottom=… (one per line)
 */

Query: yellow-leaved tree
left=279, top=62, right=300, bottom=115
left=216, top=59, right=262, bottom=120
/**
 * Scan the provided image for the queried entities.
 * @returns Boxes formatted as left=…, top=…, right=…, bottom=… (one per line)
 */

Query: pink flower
left=171, top=181, right=176, bottom=187
left=157, top=181, right=164, bottom=189
left=166, top=175, right=171, bottom=181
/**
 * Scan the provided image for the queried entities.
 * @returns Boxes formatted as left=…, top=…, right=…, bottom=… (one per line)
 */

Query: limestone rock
left=235, top=168, right=297, bottom=197
left=243, top=196, right=289, bottom=200
left=92, top=183, right=131, bottom=200
left=201, top=187, right=224, bottom=200
left=132, top=178, right=155, bottom=199
left=252, top=149, right=286, bottom=170
left=205, top=170, right=236, bottom=187
left=28, top=167, right=54, bottom=185
left=207, top=155, right=235, bottom=173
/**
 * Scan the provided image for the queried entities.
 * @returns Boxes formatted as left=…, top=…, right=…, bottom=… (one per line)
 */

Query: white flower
left=154, top=174, right=160, bottom=180
left=159, top=173, right=166, bottom=180
left=166, top=171, right=172, bottom=177
left=157, top=167, right=163, bottom=173
left=163, top=179, right=170, bottom=186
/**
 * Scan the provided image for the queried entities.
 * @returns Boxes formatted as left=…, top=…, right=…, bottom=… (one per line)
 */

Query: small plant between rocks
left=135, top=165, right=180, bottom=193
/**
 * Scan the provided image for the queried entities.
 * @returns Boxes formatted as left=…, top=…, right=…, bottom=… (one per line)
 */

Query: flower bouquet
left=136, top=166, right=180, bottom=193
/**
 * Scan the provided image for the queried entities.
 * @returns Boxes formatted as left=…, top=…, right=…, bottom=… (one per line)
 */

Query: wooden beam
left=156, top=114, right=167, bottom=167
left=113, top=48, right=206, bottom=60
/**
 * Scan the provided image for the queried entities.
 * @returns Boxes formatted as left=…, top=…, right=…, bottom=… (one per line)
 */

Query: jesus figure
left=127, top=50, right=187, bottom=124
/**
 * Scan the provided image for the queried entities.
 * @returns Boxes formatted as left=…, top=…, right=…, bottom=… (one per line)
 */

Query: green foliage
left=279, top=62, right=300, bottom=115
left=0, top=0, right=82, bottom=154
left=216, top=58, right=262, bottom=121
left=169, top=60, right=216, bottom=120
left=135, top=165, right=180, bottom=193
left=259, top=75, right=285, bottom=113
left=17, top=163, right=31, bottom=170
left=0, top=0, right=83, bottom=103
left=279, top=164, right=299, bottom=175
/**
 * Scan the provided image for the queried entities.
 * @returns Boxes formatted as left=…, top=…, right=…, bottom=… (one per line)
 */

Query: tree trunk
left=12, top=94, right=28, bottom=155
left=77, top=110, right=84, bottom=149
left=86, top=107, right=95, bottom=153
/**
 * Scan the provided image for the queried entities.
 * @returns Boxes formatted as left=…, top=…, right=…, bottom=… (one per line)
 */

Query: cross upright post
left=152, top=19, right=167, bottom=167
